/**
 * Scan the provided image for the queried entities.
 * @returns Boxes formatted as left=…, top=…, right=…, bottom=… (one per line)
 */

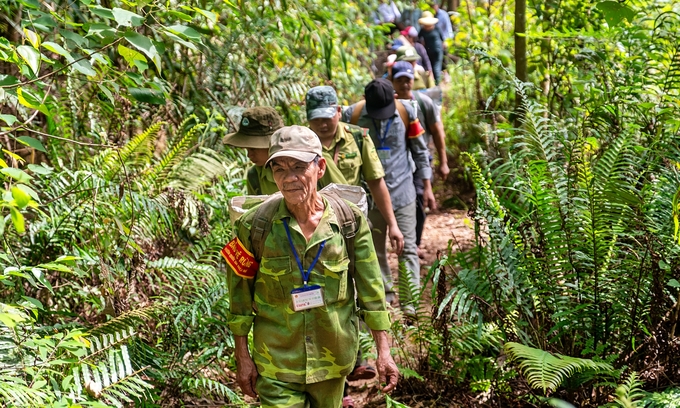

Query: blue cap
left=392, top=61, right=415, bottom=80
left=391, top=39, right=404, bottom=50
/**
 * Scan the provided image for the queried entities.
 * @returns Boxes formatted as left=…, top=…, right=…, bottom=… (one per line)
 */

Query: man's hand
left=388, top=222, right=404, bottom=255
left=371, top=330, right=399, bottom=393
left=422, top=180, right=437, bottom=212
left=236, top=354, right=258, bottom=398
left=376, top=350, right=399, bottom=393
left=234, top=335, right=258, bottom=398
left=438, top=162, right=450, bottom=179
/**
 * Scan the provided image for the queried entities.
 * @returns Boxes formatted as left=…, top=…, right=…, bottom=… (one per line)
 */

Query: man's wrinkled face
left=392, top=76, right=414, bottom=97
left=247, top=148, right=270, bottom=167
left=309, top=108, right=342, bottom=140
left=271, top=156, right=326, bottom=205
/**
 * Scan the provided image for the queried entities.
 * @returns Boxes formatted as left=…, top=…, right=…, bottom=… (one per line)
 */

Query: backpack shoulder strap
left=250, top=195, right=283, bottom=262
left=395, top=100, right=409, bottom=134
left=413, top=92, right=426, bottom=117
left=322, top=193, right=358, bottom=278
left=350, top=100, right=366, bottom=126
left=246, top=166, right=261, bottom=195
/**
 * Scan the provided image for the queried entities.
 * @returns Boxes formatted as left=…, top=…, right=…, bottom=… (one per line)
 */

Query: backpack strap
left=322, top=193, right=358, bottom=279
left=395, top=100, right=409, bottom=136
left=351, top=100, right=409, bottom=139
left=251, top=195, right=283, bottom=262
left=413, top=92, right=426, bottom=120
left=349, top=100, right=366, bottom=126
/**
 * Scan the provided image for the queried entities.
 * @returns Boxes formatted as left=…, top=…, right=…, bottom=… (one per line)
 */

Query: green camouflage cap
left=223, top=107, right=284, bottom=149
left=396, top=45, right=421, bottom=62
left=306, top=86, right=339, bottom=120
left=265, top=126, right=323, bottom=167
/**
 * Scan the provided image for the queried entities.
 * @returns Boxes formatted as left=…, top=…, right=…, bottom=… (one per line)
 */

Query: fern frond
left=612, top=372, right=646, bottom=408
left=504, top=342, right=616, bottom=393
left=179, top=376, right=242, bottom=402
left=145, top=122, right=207, bottom=188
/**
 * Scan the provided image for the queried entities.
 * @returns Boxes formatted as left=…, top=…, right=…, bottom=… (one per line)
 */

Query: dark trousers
left=415, top=193, right=426, bottom=246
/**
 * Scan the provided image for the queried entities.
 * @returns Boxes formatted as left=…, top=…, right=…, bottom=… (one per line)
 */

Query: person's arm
left=366, top=178, right=404, bottom=255
left=417, top=43, right=433, bottom=73
left=371, top=329, right=399, bottom=393
left=428, top=119, right=449, bottom=179
left=234, top=335, right=258, bottom=398
left=403, top=104, right=434, bottom=209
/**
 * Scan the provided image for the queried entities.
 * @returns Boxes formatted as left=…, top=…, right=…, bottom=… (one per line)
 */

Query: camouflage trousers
left=255, top=375, right=345, bottom=408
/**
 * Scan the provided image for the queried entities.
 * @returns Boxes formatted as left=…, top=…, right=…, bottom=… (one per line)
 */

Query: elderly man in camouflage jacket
left=223, top=126, right=399, bottom=407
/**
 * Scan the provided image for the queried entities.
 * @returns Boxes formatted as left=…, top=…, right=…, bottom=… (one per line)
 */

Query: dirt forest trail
left=347, top=207, right=477, bottom=408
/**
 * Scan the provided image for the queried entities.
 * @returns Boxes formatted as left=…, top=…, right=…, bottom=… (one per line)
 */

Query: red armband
left=408, top=119, right=425, bottom=138
left=221, top=237, right=258, bottom=279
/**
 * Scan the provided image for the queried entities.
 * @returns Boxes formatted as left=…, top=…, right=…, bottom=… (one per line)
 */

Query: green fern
left=612, top=372, right=646, bottom=408
left=642, top=388, right=680, bottom=408
left=504, top=342, right=616, bottom=393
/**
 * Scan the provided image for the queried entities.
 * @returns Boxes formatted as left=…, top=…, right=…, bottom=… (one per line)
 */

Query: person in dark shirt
left=418, top=11, right=444, bottom=84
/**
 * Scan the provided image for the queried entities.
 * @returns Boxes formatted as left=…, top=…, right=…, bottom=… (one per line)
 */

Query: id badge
left=377, top=147, right=391, bottom=162
left=291, top=285, right=324, bottom=311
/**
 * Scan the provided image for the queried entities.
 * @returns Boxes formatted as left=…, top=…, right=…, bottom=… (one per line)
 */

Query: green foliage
left=642, top=388, right=680, bottom=408
left=504, top=342, right=615, bottom=393
left=610, top=372, right=646, bottom=408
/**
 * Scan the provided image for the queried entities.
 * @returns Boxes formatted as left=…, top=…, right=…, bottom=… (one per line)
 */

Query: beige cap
left=265, top=125, right=323, bottom=168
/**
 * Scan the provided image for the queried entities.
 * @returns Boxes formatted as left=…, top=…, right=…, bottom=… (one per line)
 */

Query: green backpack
left=249, top=192, right=360, bottom=278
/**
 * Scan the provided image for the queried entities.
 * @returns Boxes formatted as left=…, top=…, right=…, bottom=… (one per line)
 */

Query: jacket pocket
left=256, top=256, right=290, bottom=302
left=321, top=257, right=350, bottom=304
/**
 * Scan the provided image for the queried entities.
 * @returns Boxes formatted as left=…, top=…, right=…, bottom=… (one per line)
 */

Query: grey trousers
left=368, top=200, right=420, bottom=307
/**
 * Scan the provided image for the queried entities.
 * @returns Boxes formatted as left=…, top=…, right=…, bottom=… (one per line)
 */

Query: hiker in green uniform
left=224, top=107, right=339, bottom=195
left=306, top=86, right=404, bottom=255
left=222, top=107, right=284, bottom=195
left=224, top=126, right=399, bottom=408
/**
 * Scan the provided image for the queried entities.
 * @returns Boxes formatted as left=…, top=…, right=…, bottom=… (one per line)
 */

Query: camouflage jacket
left=321, top=122, right=385, bottom=187
left=226, top=197, right=390, bottom=384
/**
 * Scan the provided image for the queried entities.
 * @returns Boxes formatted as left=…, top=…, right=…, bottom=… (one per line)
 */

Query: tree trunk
left=514, top=0, right=527, bottom=126
left=447, top=0, right=459, bottom=12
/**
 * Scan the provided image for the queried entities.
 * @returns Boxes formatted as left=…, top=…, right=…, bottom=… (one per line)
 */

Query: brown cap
left=265, top=126, right=323, bottom=168
left=222, top=107, right=284, bottom=149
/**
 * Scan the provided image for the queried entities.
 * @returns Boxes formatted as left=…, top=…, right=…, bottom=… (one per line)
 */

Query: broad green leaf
left=123, top=32, right=161, bottom=73
left=16, top=45, right=41, bottom=76
left=164, top=32, right=197, bottom=51
left=72, top=59, right=97, bottom=77
left=17, top=0, right=40, bottom=9
left=118, top=43, right=146, bottom=67
left=112, top=8, right=144, bottom=27
left=10, top=207, right=25, bottom=233
left=0, top=167, right=33, bottom=183
left=128, top=87, right=165, bottom=104
left=16, top=136, right=47, bottom=153
left=596, top=2, right=636, bottom=27
left=17, top=87, right=49, bottom=115
left=60, top=30, right=86, bottom=47
left=91, top=6, right=114, bottom=20
left=37, top=263, right=72, bottom=272
left=42, top=41, right=74, bottom=61
left=16, top=184, right=39, bottom=202
left=23, top=28, right=41, bottom=48
left=0, top=158, right=7, bottom=167
left=98, top=83, right=114, bottom=103
left=669, top=279, right=680, bottom=289
left=165, top=24, right=201, bottom=41
left=21, top=296, right=44, bottom=310
left=86, top=23, right=117, bottom=41
left=2, top=149, right=25, bottom=163
left=0, top=75, right=19, bottom=87
left=27, top=163, right=53, bottom=175
left=0, top=114, right=17, bottom=126
left=11, top=186, right=31, bottom=208
left=193, top=7, right=217, bottom=23
left=168, top=10, right=193, bottom=22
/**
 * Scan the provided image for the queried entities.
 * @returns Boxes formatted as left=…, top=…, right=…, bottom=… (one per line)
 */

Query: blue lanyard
left=283, top=219, right=326, bottom=286
left=372, top=117, right=394, bottom=147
